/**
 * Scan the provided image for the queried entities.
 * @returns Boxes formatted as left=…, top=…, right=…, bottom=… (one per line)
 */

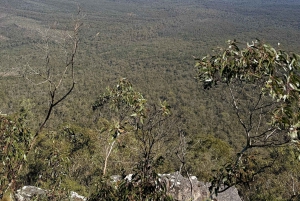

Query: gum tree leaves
left=195, top=39, right=300, bottom=142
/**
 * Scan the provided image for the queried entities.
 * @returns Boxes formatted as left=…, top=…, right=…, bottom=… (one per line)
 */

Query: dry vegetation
left=0, top=0, right=300, bottom=200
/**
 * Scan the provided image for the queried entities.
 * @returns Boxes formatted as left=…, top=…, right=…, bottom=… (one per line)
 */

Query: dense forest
left=1, top=0, right=300, bottom=200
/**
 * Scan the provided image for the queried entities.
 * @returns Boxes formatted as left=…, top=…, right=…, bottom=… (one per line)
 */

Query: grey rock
left=16, top=173, right=241, bottom=201
left=160, top=172, right=241, bottom=201
left=215, top=186, right=242, bottom=201
left=14, top=186, right=87, bottom=201
left=110, top=172, right=241, bottom=201
left=70, top=191, right=87, bottom=201
left=160, top=172, right=210, bottom=201
left=15, top=186, right=47, bottom=201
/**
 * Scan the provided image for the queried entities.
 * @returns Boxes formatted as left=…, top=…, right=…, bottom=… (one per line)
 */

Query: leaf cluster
left=195, top=39, right=300, bottom=141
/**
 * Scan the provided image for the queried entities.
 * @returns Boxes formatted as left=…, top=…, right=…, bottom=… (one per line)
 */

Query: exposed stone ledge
left=12, top=186, right=87, bottom=201
left=15, top=186, right=47, bottom=201
left=11, top=173, right=241, bottom=201
left=158, top=172, right=241, bottom=201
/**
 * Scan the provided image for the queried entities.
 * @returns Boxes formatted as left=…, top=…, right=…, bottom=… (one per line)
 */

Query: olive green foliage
left=195, top=40, right=300, bottom=199
left=26, top=125, right=99, bottom=195
left=196, top=39, right=300, bottom=135
left=92, top=78, right=177, bottom=170
left=89, top=163, right=173, bottom=201
left=241, top=146, right=300, bottom=201
left=1, top=0, right=300, bottom=200
left=93, top=78, right=147, bottom=125
left=0, top=108, right=33, bottom=193
left=90, top=79, right=177, bottom=200
left=92, top=78, right=148, bottom=175
left=11, top=122, right=108, bottom=199
left=187, top=135, right=233, bottom=181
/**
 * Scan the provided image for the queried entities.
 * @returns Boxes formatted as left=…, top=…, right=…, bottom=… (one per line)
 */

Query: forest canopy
left=1, top=0, right=300, bottom=200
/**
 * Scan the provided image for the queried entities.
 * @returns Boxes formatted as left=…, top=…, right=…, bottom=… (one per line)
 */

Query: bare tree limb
left=26, top=17, right=82, bottom=151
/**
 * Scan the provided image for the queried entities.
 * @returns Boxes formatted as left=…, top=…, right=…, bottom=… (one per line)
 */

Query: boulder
left=111, top=172, right=241, bottom=201
left=14, top=173, right=241, bottom=201
left=13, top=186, right=87, bottom=201
left=70, top=191, right=87, bottom=201
left=15, top=186, right=47, bottom=201
left=159, top=173, right=210, bottom=201
left=159, top=172, right=241, bottom=201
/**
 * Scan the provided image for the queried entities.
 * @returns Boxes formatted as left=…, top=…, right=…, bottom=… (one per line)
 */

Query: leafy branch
left=195, top=39, right=300, bottom=196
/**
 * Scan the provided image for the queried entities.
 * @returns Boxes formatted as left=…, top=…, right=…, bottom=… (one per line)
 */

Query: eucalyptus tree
left=91, top=78, right=177, bottom=200
left=195, top=39, right=300, bottom=198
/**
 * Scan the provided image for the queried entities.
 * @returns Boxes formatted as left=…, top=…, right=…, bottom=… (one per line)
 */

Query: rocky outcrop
left=15, top=186, right=47, bottom=201
left=159, top=173, right=210, bottom=200
left=69, top=191, right=87, bottom=201
left=215, top=187, right=241, bottom=201
left=12, top=186, right=86, bottom=201
left=12, top=173, right=241, bottom=201
left=159, top=172, right=241, bottom=201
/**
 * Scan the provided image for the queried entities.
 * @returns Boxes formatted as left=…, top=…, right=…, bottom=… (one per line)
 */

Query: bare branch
left=229, top=86, right=251, bottom=147
left=103, top=140, right=116, bottom=175
left=27, top=17, right=82, bottom=152
left=254, top=108, right=263, bottom=137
